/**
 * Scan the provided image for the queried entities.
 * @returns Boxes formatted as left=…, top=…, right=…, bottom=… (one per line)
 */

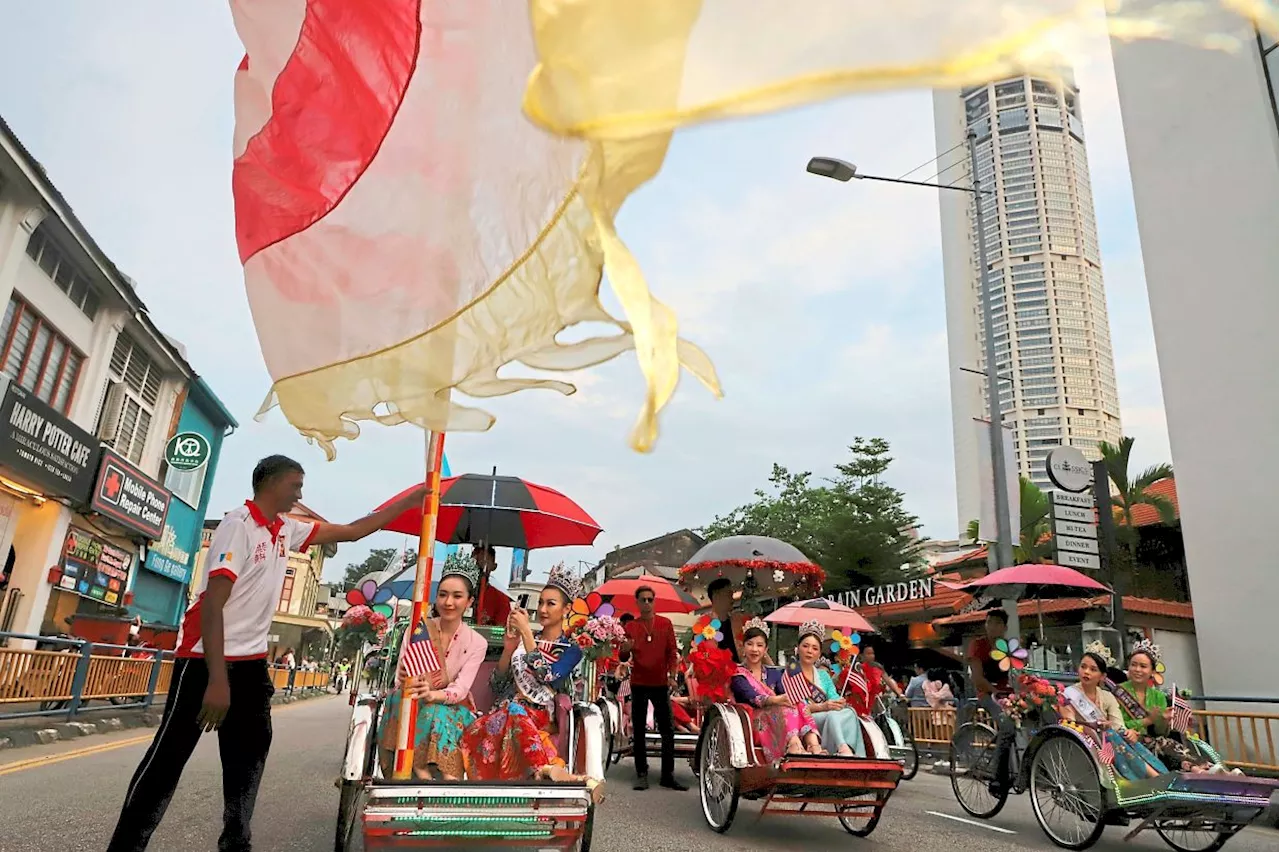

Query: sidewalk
left=0, top=687, right=340, bottom=751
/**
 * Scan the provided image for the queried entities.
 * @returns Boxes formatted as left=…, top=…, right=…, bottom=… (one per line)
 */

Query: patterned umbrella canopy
left=679, top=535, right=825, bottom=599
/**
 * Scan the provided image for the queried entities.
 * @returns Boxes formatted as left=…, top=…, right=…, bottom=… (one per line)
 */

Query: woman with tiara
left=1059, top=642, right=1167, bottom=781
left=1113, top=639, right=1219, bottom=773
left=377, top=557, right=488, bottom=780
left=730, top=617, right=823, bottom=759
left=462, top=565, right=604, bottom=798
left=781, top=620, right=867, bottom=757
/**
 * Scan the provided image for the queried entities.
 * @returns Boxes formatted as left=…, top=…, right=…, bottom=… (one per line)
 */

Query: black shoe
left=659, top=777, right=689, bottom=791
left=633, top=775, right=649, bottom=791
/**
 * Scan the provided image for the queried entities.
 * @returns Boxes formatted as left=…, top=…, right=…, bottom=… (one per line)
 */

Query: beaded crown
left=1130, top=637, right=1162, bottom=664
left=545, top=563, right=583, bottom=602
left=439, top=555, right=481, bottom=591
left=1083, top=639, right=1116, bottom=668
left=743, top=616, right=769, bottom=635
left=797, top=619, right=826, bottom=641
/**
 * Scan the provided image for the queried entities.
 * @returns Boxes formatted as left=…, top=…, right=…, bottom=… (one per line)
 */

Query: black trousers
left=106, top=658, right=275, bottom=852
left=630, top=684, right=675, bottom=779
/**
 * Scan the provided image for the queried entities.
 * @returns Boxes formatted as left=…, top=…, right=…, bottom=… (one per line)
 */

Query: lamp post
left=808, top=131, right=1018, bottom=622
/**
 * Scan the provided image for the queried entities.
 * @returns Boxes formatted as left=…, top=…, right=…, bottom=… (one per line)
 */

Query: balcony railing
left=0, top=632, right=331, bottom=722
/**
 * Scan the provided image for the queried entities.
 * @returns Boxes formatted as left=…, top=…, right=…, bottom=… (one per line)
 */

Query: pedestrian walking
left=618, top=585, right=688, bottom=792
left=105, top=455, right=429, bottom=852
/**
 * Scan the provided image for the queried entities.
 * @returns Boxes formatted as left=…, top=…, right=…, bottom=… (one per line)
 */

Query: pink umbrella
left=765, top=598, right=876, bottom=633
left=940, top=563, right=1110, bottom=602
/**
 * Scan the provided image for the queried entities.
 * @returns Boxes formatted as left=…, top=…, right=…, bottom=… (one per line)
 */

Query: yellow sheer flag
left=523, top=0, right=1276, bottom=448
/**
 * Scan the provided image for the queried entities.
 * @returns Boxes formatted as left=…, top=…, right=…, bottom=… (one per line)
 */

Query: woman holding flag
left=785, top=621, right=866, bottom=757
left=377, top=558, right=487, bottom=780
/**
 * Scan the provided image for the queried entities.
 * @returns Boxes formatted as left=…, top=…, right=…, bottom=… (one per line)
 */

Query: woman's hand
left=406, top=675, right=433, bottom=701
left=767, top=694, right=793, bottom=708
left=1123, top=727, right=1140, bottom=744
left=502, top=613, right=521, bottom=652
left=510, top=608, right=532, bottom=638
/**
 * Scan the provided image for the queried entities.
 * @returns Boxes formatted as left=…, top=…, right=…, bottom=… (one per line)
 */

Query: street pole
left=1092, top=458, right=1125, bottom=656
left=967, top=130, right=1019, bottom=635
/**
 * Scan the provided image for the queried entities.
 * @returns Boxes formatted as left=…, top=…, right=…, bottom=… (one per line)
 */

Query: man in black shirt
left=706, top=578, right=740, bottom=663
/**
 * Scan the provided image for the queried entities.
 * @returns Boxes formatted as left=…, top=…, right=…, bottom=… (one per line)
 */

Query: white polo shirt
left=176, top=501, right=317, bottom=660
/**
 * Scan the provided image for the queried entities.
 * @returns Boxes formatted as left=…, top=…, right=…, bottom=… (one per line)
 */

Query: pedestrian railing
left=0, top=631, right=332, bottom=722
left=905, top=699, right=1279, bottom=774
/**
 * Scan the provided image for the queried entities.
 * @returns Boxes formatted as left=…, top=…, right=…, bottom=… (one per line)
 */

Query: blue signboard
left=144, top=503, right=197, bottom=583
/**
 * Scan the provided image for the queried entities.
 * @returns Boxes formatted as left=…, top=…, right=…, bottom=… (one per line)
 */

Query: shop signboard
left=0, top=378, right=100, bottom=502
left=144, top=519, right=195, bottom=583
left=827, top=577, right=934, bottom=609
left=164, top=431, right=211, bottom=472
left=58, top=527, right=132, bottom=606
left=89, top=449, right=172, bottom=540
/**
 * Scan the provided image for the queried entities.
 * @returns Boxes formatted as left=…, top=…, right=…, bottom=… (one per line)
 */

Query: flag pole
left=392, top=427, right=447, bottom=780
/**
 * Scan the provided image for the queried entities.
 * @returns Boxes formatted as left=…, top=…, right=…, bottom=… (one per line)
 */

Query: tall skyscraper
left=933, top=73, right=1122, bottom=534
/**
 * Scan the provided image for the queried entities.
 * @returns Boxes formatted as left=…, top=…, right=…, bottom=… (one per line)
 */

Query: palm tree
left=1097, top=436, right=1176, bottom=533
left=965, top=476, right=1054, bottom=563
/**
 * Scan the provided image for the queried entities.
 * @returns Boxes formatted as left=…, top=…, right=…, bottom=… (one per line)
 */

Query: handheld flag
left=401, top=620, right=441, bottom=679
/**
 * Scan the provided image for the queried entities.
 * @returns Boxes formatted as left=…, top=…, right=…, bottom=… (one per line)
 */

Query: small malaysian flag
left=1098, top=736, right=1115, bottom=766
left=782, top=669, right=815, bottom=706
left=839, top=664, right=868, bottom=699
left=1169, top=685, right=1194, bottom=734
left=401, top=620, right=441, bottom=679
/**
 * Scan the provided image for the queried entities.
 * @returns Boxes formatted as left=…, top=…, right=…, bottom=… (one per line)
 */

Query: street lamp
left=808, top=131, right=1017, bottom=579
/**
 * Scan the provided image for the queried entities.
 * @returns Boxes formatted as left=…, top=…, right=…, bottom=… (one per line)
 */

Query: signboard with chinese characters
left=58, top=527, right=133, bottom=605
left=89, top=449, right=172, bottom=540
left=144, top=521, right=194, bottom=583
left=0, top=378, right=100, bottom=502
left=164, top=431, right=211, bottom=472
left=827, top=577, right=934, bottom=609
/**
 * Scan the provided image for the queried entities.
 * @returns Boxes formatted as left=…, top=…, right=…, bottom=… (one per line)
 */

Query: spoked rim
left=838, top=792, right=883, bottom=837
left=950, top=722, right=1007, bottom=818
left=886, top=716, right=920, bottom=781
left=1155, top=819, right=1232, bottom=852
left=1029, top=735, right=1106, bottom=850
left=699, top=715, right=739, bottom=832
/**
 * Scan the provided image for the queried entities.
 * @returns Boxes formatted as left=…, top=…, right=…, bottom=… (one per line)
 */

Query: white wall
left=1110, top=21, right=1278, bottom=700
left=1152, top=628, right=1204, bottom=697
left=933, top=89, right=985, bottom=537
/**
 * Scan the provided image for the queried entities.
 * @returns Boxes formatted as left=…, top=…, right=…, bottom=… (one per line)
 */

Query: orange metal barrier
left=0, top=648, right=79, bottom=704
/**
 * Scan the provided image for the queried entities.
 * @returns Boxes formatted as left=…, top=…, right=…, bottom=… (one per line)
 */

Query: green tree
left=701, top=438, right=924, bottom=592
left=965, top=476, right=1054, bottom=563
left=337, top=547, right=416, bottom=591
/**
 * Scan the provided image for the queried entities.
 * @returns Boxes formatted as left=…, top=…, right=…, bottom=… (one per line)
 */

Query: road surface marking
left=927, top=810, right=1018, bottom=834
left=0, top=696, right=330, bottom=776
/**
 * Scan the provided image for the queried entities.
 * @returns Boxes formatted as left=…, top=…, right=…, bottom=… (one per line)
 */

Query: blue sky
left=0, top=4, right=1170, bottom=586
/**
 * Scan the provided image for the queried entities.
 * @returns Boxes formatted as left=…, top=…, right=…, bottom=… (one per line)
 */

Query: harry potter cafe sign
left=827, top=577, right=935, bottom=609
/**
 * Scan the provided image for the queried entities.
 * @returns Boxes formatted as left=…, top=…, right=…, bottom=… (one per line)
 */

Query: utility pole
left=1092, top=458, right=1124, bottom=654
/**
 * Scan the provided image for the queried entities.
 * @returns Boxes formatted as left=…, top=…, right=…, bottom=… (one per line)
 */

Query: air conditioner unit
left=97, top=379, right=125, bottom=443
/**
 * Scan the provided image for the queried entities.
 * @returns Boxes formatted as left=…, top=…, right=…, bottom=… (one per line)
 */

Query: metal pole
left=967, top=130, right=1018, bottom=633
left=1092, top=458, right=1125, bottom=655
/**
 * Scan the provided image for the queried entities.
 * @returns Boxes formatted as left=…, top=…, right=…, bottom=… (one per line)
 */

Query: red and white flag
left=1098, top=736, right=1115, bottom=766
left=401, top=620, right=441, bottom=680
left=1169, top=685, right=1194, bottom=734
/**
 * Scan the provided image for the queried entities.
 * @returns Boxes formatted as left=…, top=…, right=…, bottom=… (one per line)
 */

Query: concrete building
left=934, top=74, right=1123, bottom=532
left=0, top=117, right=229, bottom=645
left=1106, top=14, right=1277, bottom=700
left=582, top=529, right=706, bottom=591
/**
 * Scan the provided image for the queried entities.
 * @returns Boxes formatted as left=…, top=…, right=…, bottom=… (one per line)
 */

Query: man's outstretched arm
left=308, top=484, right=430, bottom=546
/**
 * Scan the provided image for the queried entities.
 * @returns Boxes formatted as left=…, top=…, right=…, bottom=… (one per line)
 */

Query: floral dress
left=462, top=639, right=576, bottom=780
left=730, top=665, right=817, bottom=761
left=782, top=665, right=865, bottom=756
left=1063, top=684, right=1168, bottom=781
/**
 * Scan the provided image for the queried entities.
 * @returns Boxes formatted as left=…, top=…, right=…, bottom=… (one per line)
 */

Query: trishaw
left=949, top=675, right=1278, bottom=851
left=678, top=536, right=907, bottom=838
left=336, top=619, right=607, bottom=851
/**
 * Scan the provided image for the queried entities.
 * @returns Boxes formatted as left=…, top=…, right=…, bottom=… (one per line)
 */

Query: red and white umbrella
left=765, top=598, right=875, bottom=634
left=596, top=574, right=700, bottom=616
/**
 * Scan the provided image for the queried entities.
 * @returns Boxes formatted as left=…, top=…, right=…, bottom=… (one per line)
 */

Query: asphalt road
left=0, top=696, right=1274, bottom=852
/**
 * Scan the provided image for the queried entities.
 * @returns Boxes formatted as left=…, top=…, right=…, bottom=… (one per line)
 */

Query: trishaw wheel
left=1029, top=735, right=1107, bottom=850
left=949, top=722, right=1008, bottom=818
left=837, top=793, right=883, bottom=837
left=887, top=716, right=919, bottom=781
left=1155, top=820, right=1231, bottom=852
left=334, top=780, right=363, bottom=852
left=576, top=802, right=595, bottom=852
left=698, top=713, right=740, bottom=833
left=594, top=700, right=614, bottom=774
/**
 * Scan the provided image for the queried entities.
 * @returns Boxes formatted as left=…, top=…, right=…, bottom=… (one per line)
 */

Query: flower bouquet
left=687, top=641, right=736, bottom=703
left=1000, top=673, right=1063, bottom=728
left=574, top=614, right=628, bottom=662
left=342, top=604, right=390, bottom=647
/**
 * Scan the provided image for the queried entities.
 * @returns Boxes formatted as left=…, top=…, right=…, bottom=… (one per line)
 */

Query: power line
left=897, top=140, right=966, bottom=180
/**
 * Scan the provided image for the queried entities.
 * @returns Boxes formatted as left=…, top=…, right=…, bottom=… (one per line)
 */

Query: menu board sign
left=57, top=527, right=133, bottom=605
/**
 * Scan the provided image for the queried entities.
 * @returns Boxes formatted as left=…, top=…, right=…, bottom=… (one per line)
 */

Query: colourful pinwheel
left=1151, top=659, right=1167, bottom=687
left=567, top=592, right=614, bottom=632
left=990, top=637, right=1029, bottom=672
left=345, top=579, right=395, bottom=618
left=692, top=615, right=724, bottom=645
left=829, top=630, right=861, bottom=663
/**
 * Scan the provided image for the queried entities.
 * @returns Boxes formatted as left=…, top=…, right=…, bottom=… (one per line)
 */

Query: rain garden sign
left=827, top=577, right=934, bottom=609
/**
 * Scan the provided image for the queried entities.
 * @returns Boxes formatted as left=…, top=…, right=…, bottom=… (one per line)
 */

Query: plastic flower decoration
left=1151, top=659, right=1167, bottom=686
left=567, top=591, right=614, bottom=632
left=990, top=637, right=1029, bottom=672
left=345, top=579, right=395, bottom=619
left=829, top=630, right=861, bottom=664
left=772, top=569, right=785, bottom=584
left=691, top=615, right=723, bottom=646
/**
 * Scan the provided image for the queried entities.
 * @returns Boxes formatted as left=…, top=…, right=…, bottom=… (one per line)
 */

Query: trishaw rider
left=706, top=578, right=741, bottom=663
left=966, top=608, right=1015, bottom=790
left=106, top=456, right=428, bottom=852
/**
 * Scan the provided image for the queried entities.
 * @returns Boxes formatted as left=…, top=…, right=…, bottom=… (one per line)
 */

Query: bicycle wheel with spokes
left=885, top=714, right=920, bottom=781
left=1029, top=734, right=1107, bottom=850
left=1155, top=820, right=1231, bottom=852
left=949, top=721, right=1008, bottom=818
left=698, top=713, right=740, bottom=833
